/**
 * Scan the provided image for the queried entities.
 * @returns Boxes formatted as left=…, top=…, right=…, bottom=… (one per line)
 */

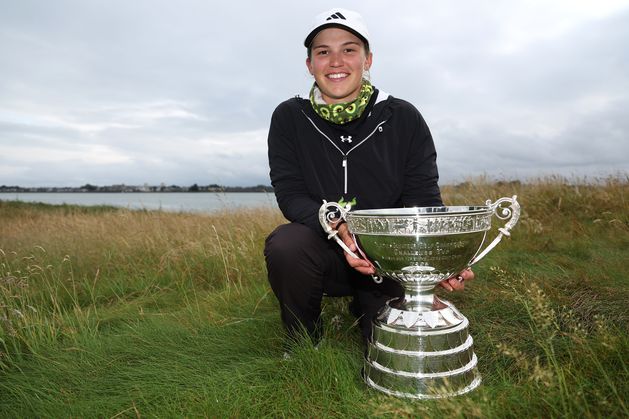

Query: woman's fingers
left=439, top=268, right=475, bottom=292
left=344, top=251, right=375, bottom=275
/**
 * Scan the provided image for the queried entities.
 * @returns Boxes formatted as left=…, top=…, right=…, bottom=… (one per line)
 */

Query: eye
left=316, top=49, right=328, bottom=56
left=344, top=48, right=356, bottom=53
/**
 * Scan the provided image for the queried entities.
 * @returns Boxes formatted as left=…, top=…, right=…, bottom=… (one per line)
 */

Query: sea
left=0, top=192, right=278, bottom=213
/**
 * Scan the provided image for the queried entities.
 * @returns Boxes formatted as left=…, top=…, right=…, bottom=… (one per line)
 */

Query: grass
left=0, top=176, right=627, bottom=417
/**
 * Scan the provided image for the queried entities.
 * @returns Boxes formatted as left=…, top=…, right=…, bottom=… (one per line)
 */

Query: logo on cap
left=326, top=12, right=346, bottom=21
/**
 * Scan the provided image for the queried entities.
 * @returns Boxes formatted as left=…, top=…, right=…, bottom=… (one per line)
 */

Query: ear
left=364, top=52, right=373, bottom=71
left=306, top=57, right=313, bottom=75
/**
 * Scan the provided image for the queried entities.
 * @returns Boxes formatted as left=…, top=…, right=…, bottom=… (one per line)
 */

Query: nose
left=329, top=51, right=343, bottom=67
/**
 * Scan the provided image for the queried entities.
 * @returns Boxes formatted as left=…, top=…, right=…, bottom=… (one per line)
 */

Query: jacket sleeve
left=401, top=108, right=443, bottom=207
left=268, top=103, right=324, bottom=233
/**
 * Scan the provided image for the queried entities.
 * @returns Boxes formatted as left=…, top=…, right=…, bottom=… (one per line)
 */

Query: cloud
left=0, top=0, right=628, bottom=188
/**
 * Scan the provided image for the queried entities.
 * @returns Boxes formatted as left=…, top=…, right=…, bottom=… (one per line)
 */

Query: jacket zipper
left=342, top=156, right=348, bottom=193
left=302, top=111, right=387, bottom=194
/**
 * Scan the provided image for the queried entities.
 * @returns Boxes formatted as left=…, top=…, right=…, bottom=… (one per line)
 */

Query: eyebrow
left=312, top=41, right=361, bottom=50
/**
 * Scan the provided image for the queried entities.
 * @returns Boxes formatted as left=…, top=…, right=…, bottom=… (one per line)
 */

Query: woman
left=264, top=8, right=473, bottom=347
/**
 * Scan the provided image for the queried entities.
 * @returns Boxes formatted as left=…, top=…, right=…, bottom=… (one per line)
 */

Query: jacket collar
left=299, top=88, right=393, bottom=127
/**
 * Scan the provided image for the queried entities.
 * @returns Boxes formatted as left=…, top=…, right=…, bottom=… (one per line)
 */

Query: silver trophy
left=318, top=196, right=520, bottom=399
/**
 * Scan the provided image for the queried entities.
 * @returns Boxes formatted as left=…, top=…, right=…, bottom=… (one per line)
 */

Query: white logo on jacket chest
left=340, top=135, right=352, bottom=143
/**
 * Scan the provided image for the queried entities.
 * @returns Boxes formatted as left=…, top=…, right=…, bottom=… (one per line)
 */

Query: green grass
left=1, top=177, right=628, bottom=417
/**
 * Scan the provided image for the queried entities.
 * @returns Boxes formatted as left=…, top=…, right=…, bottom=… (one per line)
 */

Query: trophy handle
left=318, top=201, right=383, bottom=284
left=469, top=195, right=521, bottom=266
left=318, top=200, right=360, bottom=259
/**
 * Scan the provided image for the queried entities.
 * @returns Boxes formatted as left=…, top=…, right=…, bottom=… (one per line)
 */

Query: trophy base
left=364, top=298, right=481, bottom=399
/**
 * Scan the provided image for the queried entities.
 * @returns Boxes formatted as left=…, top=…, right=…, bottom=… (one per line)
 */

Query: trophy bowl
left=319, top=196, right=520, bottom=399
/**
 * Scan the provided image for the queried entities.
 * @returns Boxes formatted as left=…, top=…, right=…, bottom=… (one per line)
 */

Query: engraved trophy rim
left=347, top=205, right=492, bottom=217
left=346, top=205, right=494, bottom=238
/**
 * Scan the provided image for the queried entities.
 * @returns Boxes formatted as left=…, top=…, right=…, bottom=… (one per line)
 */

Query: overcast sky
left=1, top=0, right=628, bottom=187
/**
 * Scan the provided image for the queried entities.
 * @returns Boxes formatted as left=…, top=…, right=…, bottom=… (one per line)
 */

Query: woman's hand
left=337, top=223, right=376, bottom=275
left=439, top=268, right=475, bottom=291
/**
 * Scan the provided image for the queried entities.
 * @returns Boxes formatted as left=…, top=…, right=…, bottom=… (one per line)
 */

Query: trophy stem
left=391, top=283, right=439, bottom=313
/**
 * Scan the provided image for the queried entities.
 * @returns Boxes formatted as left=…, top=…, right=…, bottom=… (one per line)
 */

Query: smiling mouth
left=327, top=73, right=348, bottom=80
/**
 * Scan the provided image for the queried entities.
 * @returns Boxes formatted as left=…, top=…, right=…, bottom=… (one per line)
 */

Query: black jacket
left=268, top=89, right=442, bottom=234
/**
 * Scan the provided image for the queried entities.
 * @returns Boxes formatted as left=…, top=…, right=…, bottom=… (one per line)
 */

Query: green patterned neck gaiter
left=310, top=80, right=374, bottom=124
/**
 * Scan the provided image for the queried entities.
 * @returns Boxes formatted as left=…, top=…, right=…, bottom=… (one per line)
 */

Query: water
left=0, top=192, right=278, bottom=213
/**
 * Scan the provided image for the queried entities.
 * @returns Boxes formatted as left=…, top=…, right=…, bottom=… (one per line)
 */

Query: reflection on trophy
left=319, top=197, right=520, bottom=399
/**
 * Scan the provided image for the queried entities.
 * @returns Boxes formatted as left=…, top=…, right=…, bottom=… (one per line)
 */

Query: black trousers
left=264, top=223, right=403, bottom=344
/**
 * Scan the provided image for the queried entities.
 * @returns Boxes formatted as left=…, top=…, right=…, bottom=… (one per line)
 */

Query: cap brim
left=304, top=23, right=368, bottom=48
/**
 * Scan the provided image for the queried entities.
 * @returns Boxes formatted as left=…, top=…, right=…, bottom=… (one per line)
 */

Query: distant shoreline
left=0, top=190, right=273, bottom=193
left=0, top=184, right=274, bottom=193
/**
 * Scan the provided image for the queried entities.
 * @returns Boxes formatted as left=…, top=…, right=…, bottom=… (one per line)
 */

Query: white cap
left=304, top=8, right=370, bottom=48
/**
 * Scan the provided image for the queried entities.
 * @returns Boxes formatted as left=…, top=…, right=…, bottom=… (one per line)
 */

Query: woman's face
left=306, top=27, right=372, bottom=105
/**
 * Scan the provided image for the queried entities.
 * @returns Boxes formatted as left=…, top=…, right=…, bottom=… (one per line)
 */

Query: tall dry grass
left=0, top=176, right=627, bottom=417
left=0, top=203, right=285, bottom=368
